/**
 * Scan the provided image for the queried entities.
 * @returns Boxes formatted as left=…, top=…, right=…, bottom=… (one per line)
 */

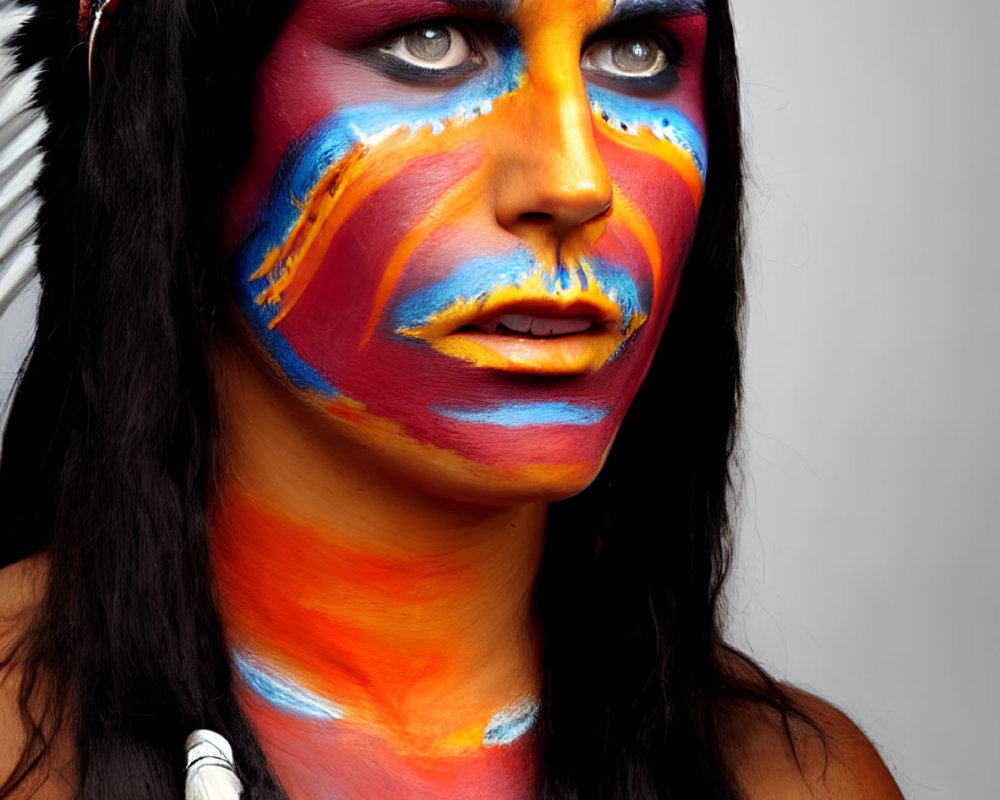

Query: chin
left=318, top=391, right=620, bottom=506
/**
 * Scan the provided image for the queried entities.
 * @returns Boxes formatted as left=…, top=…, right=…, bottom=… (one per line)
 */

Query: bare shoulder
left=0, top=555, right=75, bottom=800
left=715, top=656, right=903, bottom=800
left=0, top=554, right=48, bottom=646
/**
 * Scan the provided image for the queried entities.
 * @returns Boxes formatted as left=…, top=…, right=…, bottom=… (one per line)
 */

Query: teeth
left=476, top=314, right=594, bottom=337
left=497, top=313, right=534, bottom=334
left=529, top=316, right=592, bottom=336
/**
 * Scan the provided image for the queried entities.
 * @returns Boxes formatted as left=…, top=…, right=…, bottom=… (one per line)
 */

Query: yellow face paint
left=218, top=1, right=712, bottom=797
left=227, top=0, right=709, bottom=484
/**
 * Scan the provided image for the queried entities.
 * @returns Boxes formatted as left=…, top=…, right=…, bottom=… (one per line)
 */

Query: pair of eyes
left=379, top=24, right=681, bottom=91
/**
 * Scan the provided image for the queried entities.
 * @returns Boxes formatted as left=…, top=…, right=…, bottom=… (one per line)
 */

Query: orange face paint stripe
left=213, top=490, right=489, bottom=739
left=254, top=121, right=495, bottom=329
left=595, top=120, right=705, bottom=207
left=610, top=185, right=664, bottom=305
left=359, top=163, right=489, bottom=348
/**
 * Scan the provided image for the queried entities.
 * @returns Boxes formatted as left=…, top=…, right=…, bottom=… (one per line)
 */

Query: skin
left=0, top=1, right=904, bottom=799
left=216, top=0, right=711, bottom=795
left=0, top=556, right=905, bottom=800
left=0, top=0, right=908, bottom=790
left=223, top=0, right=709, bottom=503
left=0, top=557, right=75, bottom=800
left=716, top=669, right=906, bottom=800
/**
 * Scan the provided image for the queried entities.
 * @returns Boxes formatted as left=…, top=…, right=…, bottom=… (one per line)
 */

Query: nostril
left=519, top=212, right=554, bottom=224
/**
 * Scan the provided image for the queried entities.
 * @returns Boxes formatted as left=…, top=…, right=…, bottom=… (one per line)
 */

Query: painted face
left=225, top=0, right=708, bottom=498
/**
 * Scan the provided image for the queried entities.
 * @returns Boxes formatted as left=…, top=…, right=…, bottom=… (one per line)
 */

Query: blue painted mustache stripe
left=392, top=249, right=650, bottom=336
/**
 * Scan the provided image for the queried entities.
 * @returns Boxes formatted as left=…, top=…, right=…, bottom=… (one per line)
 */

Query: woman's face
left=225, top=0, right=707, bottom=501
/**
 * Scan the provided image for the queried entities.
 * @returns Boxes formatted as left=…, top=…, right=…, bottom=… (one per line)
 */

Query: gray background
left=729, top=0, right=998, bottom=797
left=2, top=1, right=997, bottom=796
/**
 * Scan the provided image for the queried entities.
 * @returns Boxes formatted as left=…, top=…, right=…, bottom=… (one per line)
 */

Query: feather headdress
left=0, top=1, right=43, bottom=316
left=0, top=0, right=128, bottom=316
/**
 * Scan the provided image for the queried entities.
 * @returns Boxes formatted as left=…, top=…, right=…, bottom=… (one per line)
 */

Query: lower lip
left=427, top=329, right=624, bottom=375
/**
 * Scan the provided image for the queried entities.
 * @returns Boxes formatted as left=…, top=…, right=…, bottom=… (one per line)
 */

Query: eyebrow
left=446, top=0, right=520, bottom=19
left=609, top=0, right=707, bottom=21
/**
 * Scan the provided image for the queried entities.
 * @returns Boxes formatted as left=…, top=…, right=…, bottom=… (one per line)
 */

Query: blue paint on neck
left=234, top=648, right=537, bottom=747
left=233, top=649, right=344, bottom=721
left=482, top=699, right=539, bottom=747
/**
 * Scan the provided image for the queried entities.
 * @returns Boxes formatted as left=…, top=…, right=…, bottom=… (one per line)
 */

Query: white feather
left=0, top=115, right=44, bottom=177
left=0, top=241, right=33, bottom=315
left=0, top=2, right=30, bottom=42
left=0, top=152, right=41, bottom=220
left=185, top=730, right=244, bottom=800
left=0, top=3, right=42, bottom=317
left=0, top=63, right=40, bottom=125
left=0, top=194, right=35, bottom=257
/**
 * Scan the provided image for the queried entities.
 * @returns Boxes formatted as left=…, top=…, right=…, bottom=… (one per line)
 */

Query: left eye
left=380, top=25, right=477, bottom=70
left=582, top=35, right=674, bottom=80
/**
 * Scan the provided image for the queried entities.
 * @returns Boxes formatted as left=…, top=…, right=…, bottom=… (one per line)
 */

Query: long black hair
left=0, top=0, right=807, bottom=797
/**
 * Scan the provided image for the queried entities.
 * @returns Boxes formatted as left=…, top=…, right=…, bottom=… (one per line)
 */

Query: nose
left=491, top=44, right=613, bottom=240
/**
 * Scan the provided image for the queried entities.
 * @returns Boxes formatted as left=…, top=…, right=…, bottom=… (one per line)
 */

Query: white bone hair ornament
left=185, top=729, right=244, bottom=800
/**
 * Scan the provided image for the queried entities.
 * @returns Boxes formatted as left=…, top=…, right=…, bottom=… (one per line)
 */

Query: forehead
left=323, top=0, right=706, bottom=21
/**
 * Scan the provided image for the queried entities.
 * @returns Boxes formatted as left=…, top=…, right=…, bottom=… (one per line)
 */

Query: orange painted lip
left=440, top=327, right=623, bottom=375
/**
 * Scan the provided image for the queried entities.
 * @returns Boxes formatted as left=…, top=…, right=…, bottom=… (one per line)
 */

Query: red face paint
left=219, top=2, right=710, bottom=793
left=226, top=0, right=708, bottom=497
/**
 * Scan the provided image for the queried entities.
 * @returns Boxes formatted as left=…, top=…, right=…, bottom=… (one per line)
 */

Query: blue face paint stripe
left=233, top=274, right=339, bottom=396
left=229, top=37, right=527, bottom=396
left=432, top=402, right=610, bottom=427
left=587, top=86, right=707, bottom=179
left=233, top=36, right=525, bottom=318
left=233, top=650, right=344, bottom=721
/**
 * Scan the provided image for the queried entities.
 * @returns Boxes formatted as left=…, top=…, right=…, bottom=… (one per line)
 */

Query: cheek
left=223, top=22, right=454, bottom=253
left=596, top=134, right=700, bottom=320
left=224, top=48, right=357, bottom=252
left=273, top=145, right=486, bottom=374
left=666, top=14, right=709, bottom=133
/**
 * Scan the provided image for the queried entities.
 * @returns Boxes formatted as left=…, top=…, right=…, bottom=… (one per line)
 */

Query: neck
left=211, top=343, right=545, bottom=785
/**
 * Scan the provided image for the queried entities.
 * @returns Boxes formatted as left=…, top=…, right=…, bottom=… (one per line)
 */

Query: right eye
left=380, top=25, right=481, bottom=72
left=581, top=29, right=683, bottom=95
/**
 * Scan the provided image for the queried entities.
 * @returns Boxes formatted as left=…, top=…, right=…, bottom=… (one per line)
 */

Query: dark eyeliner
left=364, top=49, right=485, bottom=85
